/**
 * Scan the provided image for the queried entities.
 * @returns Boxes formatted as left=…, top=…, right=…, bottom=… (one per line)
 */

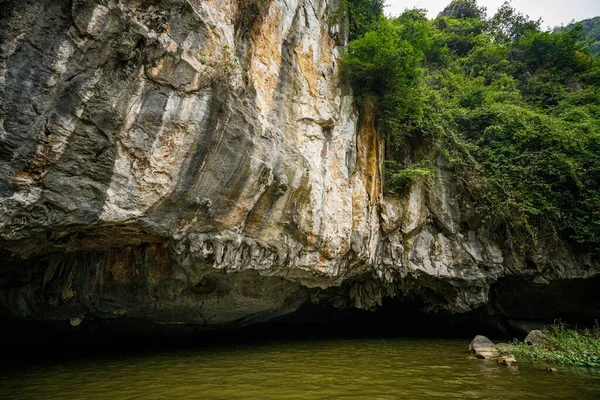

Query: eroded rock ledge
left=0, top=0, right=598, bottom=331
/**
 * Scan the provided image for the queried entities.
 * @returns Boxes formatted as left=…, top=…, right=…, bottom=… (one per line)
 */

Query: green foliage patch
left=384, top=159, right=436, bottom=194
left=510, top=324, right=600, bottom=368
left=340, top=0, right=600, bottom=252
left=559, top=16, right=600, bottom=56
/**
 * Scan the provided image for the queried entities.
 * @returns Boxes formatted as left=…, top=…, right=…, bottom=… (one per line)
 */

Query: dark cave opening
left=490, top=276, right=600, bottom=321
left=3, top=276, right=600, bottom=368
left=0, top=299, right=515, bottom=366
left=1, top=302, right=508, bottom=370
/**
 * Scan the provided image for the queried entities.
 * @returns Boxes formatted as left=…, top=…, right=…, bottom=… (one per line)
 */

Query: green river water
left=1, top=338, right=600, bottom=399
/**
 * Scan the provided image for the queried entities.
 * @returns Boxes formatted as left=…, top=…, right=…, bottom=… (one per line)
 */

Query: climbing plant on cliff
left=341, top=0, right=600, bottom=252
left=346, top=0, right=386, bottom=40
left=341, top=10, right=431, bottom=137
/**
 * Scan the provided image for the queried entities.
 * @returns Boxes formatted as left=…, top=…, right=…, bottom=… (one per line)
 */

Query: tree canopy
left=559, top=16, right=600, bottom=56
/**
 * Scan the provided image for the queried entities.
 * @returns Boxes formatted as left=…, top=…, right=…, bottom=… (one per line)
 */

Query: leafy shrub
left=384, top=159, right=435, bottom=194
left=511, top=324, right=600, bottom=368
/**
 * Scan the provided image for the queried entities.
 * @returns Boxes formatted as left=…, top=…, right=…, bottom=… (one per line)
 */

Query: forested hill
left=342, top=0, right=600, bottom=253
left=560, top=16, right=600, bottom=55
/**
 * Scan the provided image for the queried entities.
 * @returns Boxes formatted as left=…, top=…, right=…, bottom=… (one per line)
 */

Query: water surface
left=2, top=338, right=599, bottom=399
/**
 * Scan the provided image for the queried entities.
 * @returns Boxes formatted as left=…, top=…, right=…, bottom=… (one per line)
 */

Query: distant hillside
left=560, top=16, right=600, bottom=55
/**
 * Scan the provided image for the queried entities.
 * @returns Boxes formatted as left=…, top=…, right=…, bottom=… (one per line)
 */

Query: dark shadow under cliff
left=7, top=274, right=600, bottom=368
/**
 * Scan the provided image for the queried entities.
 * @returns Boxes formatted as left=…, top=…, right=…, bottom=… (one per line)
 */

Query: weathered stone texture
left=0, top=0, right=597, bottom=329
left=469, top=335, right=499, bottom=359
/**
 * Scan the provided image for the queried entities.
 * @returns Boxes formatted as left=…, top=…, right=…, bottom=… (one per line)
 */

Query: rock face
left=0, top=0, right=598, bottom=331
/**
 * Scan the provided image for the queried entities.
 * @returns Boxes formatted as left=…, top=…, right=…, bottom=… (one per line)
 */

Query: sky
left=385, top=0, right=600, bottom=29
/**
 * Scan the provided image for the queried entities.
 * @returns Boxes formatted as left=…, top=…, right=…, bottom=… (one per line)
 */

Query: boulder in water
left=469, top=335, right=499, bottom=359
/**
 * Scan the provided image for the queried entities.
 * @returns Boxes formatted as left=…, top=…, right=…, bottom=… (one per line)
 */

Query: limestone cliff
left=0, top=0, right=598, bottom=330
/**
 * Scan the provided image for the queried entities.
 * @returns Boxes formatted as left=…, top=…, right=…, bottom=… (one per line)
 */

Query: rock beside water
left=496, top=355, right=518, bottom=366
left=468, top=336, right=518, bottom=366
left=525, top=330, right=547, bottom=346
left=469, top=336, right=499, bottom=359
left=495, top=343, right=514, bottom=352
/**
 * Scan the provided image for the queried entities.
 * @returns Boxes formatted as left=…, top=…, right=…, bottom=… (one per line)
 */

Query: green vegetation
left=340, top=0, right=600, bottom=252
left=384, top=159, right=436, bottom=194
left=328, top=0, right=385, bottom=41
left=346, top=0, right=385, bottom=41
left=510, top=324, right=600, bottom=368
left=559, top=16, right=600, bottom=55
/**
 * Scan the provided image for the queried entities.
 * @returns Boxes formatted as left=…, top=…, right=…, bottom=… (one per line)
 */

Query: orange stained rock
left=146, top=244, right=172, bottom=284
left=108, top=249, right=136, bottom=283
left=249, top=4, right=283, bottom=114
left=296, top=44, right=318, bottom=96
left=356, top=99, right=382, bottom=207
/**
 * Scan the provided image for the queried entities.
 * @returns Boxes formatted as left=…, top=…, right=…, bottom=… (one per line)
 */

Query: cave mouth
left=1, top=298, right=513, bottom=365
left=254, top=299, right=512, bottom=340
left=4, top=276, right=600, bottom=364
